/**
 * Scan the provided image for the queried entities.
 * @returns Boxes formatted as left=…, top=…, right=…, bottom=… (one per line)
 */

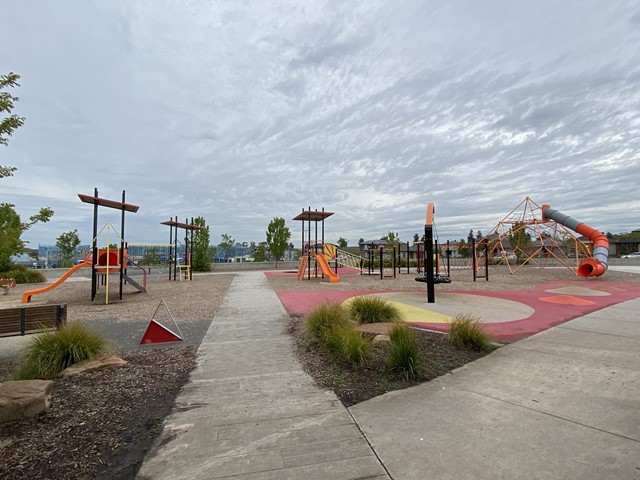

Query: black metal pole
left=315, top=209, right=319, bottom=278
left=119, top=190, right=125, bottom=300
left=406, top=241, right=410, bottom=274
left=307, top=207, right=311, bottom=280
left=190, top=217, right=194, bottom=280
left=91, top=188, right=99, bottom=301
left=425, top=224, right=435, bottom=303
left=484, top=241, right=489, bottom=281
left=446, top=240, right=451, bottom=276
left=472, top=238, right=477, bottom=282
left=393, top=245, right=397, bottom=278
left=173, top=220, right=178, bottom=281
left=168, top=217, right=173, bottom=281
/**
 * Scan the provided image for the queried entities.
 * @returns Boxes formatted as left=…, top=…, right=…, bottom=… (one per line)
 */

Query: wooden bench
left=0, top=304, right=67, bottom=337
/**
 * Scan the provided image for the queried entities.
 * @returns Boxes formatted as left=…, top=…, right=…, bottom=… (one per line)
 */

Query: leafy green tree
left=337, top=237, right=348, bottom=248
left=56, top=229, right=80, bottom=268
left=266, top=217, right=291, bottom=268
left=0, top=203, right=53, bottom=271
left=0, top=72, right=54, bottom=271
left=191, top=216, right=212, bottom=271
left=219, top=233, right=235, bottom=260
left=141, top=247, right=161, bottom=265
left=467, top=229, right=474, bottom=244
left=253, top=244, right=268, bottom=262
left=457, top=239, right=471, bottom=257
left=0, top=165, right=16, bottom=178
left=381, top=231, right=400, bottom=245
left=1, top=72, right=25, bottom=147
left=508, top=223, right=532, bottom=257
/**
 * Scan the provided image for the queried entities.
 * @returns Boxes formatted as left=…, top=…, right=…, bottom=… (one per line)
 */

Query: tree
left=1, top=72, right=25, bottom=147
left=56, top=229, right=80, bottom=268
left=457, top=239, right=471, bottom=257
left=467, top=229, right=474, bottom=244
left=508, top=222, right=532, bottom=256
left=0, top=165, right=16, bottom=178
left=0, top=203, right=53, bottom=271
left=337, top=237, right=348, bottom=248
left=475, top=230, right=483, bottom=240
left=219, top=234, right=235, bottom=260
left=253, top=244, right=267, bottom=262
left=413, top=233, right=420, bottom=243
left=141, top=247, right=161, bottom=266
left=381, top=231, right=400, bottom=245
left=191, top=216, right=212, bottom=271
left=0, top=72, right=53, bottom=271
left=266, top=217, right=291, bottom=268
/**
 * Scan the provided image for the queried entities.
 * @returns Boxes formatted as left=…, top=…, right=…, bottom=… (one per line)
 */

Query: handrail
left=125, top=256, right=147, bottom=291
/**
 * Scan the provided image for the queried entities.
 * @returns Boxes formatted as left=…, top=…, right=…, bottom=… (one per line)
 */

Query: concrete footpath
left=137, top=271, right=389, bottom=480
left=350, top=298, right=640, bottom=480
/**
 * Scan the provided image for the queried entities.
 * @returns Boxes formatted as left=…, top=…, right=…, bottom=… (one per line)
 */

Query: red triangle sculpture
left=140, top=319, right=184, bottom=344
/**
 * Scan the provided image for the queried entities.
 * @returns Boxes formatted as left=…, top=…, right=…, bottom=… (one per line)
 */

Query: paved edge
left=349, top=298, right=640, bottom=480
left=137, top=271, right=390, bottom=480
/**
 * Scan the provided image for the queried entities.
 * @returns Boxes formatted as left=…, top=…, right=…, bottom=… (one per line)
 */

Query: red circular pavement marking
left=276, top=280, right=640, bottom=342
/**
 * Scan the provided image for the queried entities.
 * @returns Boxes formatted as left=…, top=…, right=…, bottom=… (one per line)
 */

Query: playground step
left=123, top=274, right=146, bottom=293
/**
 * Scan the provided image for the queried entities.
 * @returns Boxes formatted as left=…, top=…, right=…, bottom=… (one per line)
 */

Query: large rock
left=58, top=355, right=128, bottom=378
left=0, top=380, right=54, bottom=424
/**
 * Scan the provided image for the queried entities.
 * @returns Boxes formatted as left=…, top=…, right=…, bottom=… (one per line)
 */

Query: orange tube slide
left=542, top=205, right=608, bottom=277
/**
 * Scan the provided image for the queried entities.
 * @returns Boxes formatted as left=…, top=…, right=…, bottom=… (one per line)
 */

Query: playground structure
left=160, top=217, right=203, bottom=281
left=22, top=189, right=147, bottom=304
left=293, top=207, right=340, bottom=283
left=476, top=197, right=607, bottom=277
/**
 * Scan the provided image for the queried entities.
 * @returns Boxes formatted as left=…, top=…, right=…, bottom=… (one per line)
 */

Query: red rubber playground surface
left=275, top=279, right=640, bottom=342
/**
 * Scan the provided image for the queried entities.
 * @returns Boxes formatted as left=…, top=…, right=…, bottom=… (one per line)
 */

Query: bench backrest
left=0, top=304, right=67, bottom=337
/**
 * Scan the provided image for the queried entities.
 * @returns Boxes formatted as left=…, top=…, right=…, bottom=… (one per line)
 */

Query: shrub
left=0, top=264, right=45, bottom=284
left=447, top=314, right=495, bottom=351
left=387, top=323, right=421, bottom=379
left=13, top=322, right=111, bottom=380
left=305, top=302, right=350, bottom=339
left=347, top=296, right=402, bottom=324
left=324, top=324, right=371, bottom=365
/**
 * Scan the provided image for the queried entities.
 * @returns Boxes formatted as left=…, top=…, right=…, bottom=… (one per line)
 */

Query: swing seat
left=414, top=275, right=451, bottom=284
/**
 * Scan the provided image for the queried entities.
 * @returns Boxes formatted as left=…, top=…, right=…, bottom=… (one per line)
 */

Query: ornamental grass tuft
left=347, top=295, right=403, bottom=324
left=387, top=323, right=421, bottom=379
left=324, top=324, right=371, bottom=366
left=447, top=314, right=495, bottom=351
left=13, top=322, right=111, bottom=380
left=305, top=302, right=351, bottom=340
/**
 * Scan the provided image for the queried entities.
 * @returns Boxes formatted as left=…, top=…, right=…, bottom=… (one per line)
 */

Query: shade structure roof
left=78, top=194, right=139, bottom=212
left=160, top=220, right=204, bottom=231
left=292, top=210, right=334, bottom=222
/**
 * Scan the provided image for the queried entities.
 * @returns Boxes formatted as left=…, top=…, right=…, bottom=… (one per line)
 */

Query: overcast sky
left=2, top=0, right=639, bottom=250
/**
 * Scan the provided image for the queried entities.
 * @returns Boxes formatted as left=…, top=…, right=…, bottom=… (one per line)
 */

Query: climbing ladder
left=333, top=248, right=364, bottom=269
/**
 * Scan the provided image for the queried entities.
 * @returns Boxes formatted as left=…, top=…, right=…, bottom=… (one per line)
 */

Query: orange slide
left=311, top=253, right=340, bottom=283
left=22, top=261, right=91, bottom=303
